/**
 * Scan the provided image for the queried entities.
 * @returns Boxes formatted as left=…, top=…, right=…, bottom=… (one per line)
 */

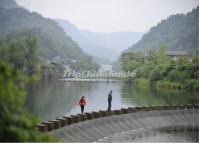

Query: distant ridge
left=55, top=19, right=143, bottom=61
left=0, top=0, right=89, bottom=61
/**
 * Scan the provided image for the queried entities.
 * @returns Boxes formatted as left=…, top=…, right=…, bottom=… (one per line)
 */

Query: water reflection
left=26, top=81, right=95, bottom=121
left=26, top=81, right=199, bottom=121
left=121, top=82, right=199, bottom=106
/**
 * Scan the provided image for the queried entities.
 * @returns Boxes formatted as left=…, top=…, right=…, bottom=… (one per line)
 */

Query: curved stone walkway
left=51, top=109, right=199, bottom=142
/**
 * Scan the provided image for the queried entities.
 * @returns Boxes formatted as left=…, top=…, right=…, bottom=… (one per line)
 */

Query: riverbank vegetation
left=0, top=62, right=57, bottom=141
left=0, top=1, right=99, bottom=139
left=0, top=20, right=100, bottom=141
left=0, top=34, right=59, bottom=141
left=0, top=25, right=100, bottom=139
left=121, top=46, right=199, bottom=91
left=0, top=0, right=99, bottom=75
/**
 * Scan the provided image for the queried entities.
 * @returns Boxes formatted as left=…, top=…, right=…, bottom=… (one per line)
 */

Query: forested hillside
left=127, top=6, right=199, bottom=52
left=0, top=0, right=88, bottom=61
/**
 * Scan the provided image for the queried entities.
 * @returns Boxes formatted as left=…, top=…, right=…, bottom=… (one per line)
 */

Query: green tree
left=24, top=36, right=38, bottom=76
left=0, top=41, right=8, bottom=63
left=121, top=45, right=199, bottom=90
left=157, top=44, right=168, bottom=64
left=0, top=61, right=57, bottom=142
left=149, top=68, right=162, bottom=83
left=148, top=49, right=158, bottom=63
left=72, top=56, right=99, bottom=71
left=8, top=40, right=26, bottom=70
left=5, top=35, right=39, bottom=76
left=121, top=52, right=143, bottom=72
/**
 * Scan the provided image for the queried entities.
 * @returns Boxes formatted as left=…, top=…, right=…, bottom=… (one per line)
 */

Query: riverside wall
left=37, top=104, right=199, bottom=132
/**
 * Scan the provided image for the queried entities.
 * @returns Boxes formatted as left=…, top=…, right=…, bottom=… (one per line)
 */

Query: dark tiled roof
left=166, top=50, right=188, bottom=56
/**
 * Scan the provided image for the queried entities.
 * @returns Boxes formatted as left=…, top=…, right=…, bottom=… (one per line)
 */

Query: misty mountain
left=0, top=0, right=90, bottom=61
left=55, top=19, right=143, bottom=61
left=126, top=6, right=199, bottom=53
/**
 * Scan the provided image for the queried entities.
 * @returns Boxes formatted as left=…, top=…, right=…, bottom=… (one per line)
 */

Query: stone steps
left=50, top=108, right=199, bottom=142
left=38, top=104, right=199, bottom=132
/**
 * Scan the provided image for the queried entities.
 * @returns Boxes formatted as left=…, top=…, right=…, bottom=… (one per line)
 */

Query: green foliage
left=157, top=79, right=199, bottom=90
left=0, top=61, right=57, bottom=142
left=139, top=64, right=155, bottom=78
left=8, top=40, right=27, bottom=69
left=121, top=6, right=199, bottom=91
left=148, top=49, right=158, bottom=62
left=0, top=1, right=93, bottom=64
left=121, top=52, right=144, bottom=72
left=149, top=68, right=162, bottom=83
left=121, top=44, right=199, bottom=91
left=157, top=80, right=183, bottom=90
left=0, top=0, right=99, bottom=72
left=24, top=36, right=38, bottom=76
left=72, top=56, right=99, bottom=71
left=136, top=78, right=149, bottom=87
left=1, top=36, right=39, bottom=76
left=128, top=6, right=199, bottom=52
left=0, top=41, right=9, bottom=62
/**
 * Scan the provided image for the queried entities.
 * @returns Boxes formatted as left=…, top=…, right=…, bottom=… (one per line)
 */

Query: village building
left=99, top=64, right=113, bottom=73
left=165, top=50, right=189, bottom=61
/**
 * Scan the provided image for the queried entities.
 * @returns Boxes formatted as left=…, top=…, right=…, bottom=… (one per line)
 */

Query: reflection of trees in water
left=26, top=81, right=199, bottom=121
left=155, top=88, right=199, bottom=105
left=121, top=82, right=167, bottom=106
left=121, top=82, right=199, bottom=106
left=26, top=81, right=95, bottom=121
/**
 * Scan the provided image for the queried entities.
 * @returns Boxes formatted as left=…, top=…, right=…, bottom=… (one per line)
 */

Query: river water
left=26, top=80, right=199, bottom=121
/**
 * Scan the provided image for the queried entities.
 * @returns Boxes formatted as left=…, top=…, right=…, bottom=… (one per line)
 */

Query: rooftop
left=166, top=50, right=188, bottom=56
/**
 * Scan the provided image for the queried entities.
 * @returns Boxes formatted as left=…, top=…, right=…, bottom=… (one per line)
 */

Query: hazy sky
left=16, top=0, right=199, bottom=33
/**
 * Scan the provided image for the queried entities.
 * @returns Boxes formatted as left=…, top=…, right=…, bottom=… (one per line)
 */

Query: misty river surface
left=26, top=81, right=199, bottom=121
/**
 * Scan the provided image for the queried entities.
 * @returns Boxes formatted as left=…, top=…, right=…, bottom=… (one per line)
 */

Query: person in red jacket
left=79, top=96, right=86, bottom=114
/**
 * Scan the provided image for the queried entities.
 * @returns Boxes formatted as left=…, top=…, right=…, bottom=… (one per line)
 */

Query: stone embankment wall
left=37, top=104, right=199, bottom=132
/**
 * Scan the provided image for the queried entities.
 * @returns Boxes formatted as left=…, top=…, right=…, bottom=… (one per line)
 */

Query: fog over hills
left=126, top=6, right=199, bottom=53
left=55, top=19, right=143, bottom=62
left=0, top=0, right=94, bottom=63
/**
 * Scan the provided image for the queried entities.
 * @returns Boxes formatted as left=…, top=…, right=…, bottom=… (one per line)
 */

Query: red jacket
left=79, top=98, right=86, bottom=106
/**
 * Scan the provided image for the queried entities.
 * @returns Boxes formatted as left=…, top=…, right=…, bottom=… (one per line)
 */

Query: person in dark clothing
left=79, top=96, right=86, bottom=114
left=108, top=90, right=112, bottom=111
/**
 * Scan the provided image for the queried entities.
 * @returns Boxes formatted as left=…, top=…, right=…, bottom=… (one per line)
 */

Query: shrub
left=0, top=61, right=57, bottom=142
left=136, top=78, right=149, bottom=87
left=149, top=68, right=162, bottom=84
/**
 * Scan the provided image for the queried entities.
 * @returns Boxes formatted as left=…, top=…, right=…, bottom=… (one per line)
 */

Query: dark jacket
left=108, top=93, right=112, bottom=102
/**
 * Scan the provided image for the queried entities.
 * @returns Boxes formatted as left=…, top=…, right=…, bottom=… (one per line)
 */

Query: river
left=26, top=80, right=199, bottom=121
